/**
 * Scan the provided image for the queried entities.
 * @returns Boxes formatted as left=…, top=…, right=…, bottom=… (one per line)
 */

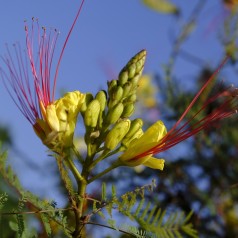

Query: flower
left=1, top=1, right=85, bottom=150
left=119, top=56, right=238, bottom=170
left=33, top=91, right=85, bottom=148
left=119, top=120, right=166, bottom=170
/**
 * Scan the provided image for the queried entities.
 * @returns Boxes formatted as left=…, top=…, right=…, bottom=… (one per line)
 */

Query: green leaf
left=101, top=182, right=107, bottom=201
left=0, top=193, right=8, bottom=210
left=142, top=0, right=178, bottom=14
left=40, top=213, right=52, bottom=236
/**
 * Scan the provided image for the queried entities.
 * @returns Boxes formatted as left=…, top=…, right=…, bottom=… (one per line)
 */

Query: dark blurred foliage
left=95, top=65, right=238, bottom=238
left=0, top=126, right=18, bottom=237
left=151, top=67, right=238, bottom=238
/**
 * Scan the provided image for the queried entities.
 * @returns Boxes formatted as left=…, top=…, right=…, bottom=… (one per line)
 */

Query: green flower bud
left=125, top=94, right=137, bottom=103
left=106, top=102, right=124, bottom=124
left=105, top=119, right=131, bottom=150
left=110, top=86, right=124, bottom=102
left=118, top=71, right=129, bottom=86
left=124, top=118, right=143, bottom=139
left=128, top=63, right=136, bottom=79
left=122, top=128, right=143, bottom=148
left=122, top=82, right=132, bottom=98
left=121, top=103, right=135, bottom=118
left=108, top=100, right=117, bottom=109
left=130, top=74, right=141, bottom=89
left=132, top=50, right=146, bottom=74
left=84, top=99, right=101, bottom=127
left=118, top=50, right=146, bottom=86
left=80, top=93, right=94, bottom=114
left=96, top=90, right=107, bottom=111
left=108, top=80, right=118, bottom=92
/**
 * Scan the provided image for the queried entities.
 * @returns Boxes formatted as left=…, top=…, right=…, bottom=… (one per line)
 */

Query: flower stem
left=64, top=156, right=84, bottom=183
left=72, top=143, right=84, bottom=164
left=89, top=146, right=123, bottom=170
left=72, top=170, right=87, bottom=238
left=88, top=161, right=121, bottom=184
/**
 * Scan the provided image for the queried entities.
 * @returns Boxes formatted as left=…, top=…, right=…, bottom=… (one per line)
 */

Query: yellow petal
left=137, top=120, right=167, bottom=144
left=120, top=120, right=167, bottom=161
left=46, top=104, right=60, bottom=132
left=143, top=157, right=165, bottom=170
left=121, top=154, right=152, bottom=167
left=35, top=91, right=86, bottom=149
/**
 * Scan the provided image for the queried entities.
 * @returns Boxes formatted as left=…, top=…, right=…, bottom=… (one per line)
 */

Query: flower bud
left=131, top=74, right=141, bottom=89
left=105, top=119, right=131, bottom=150
left=108, top=80, right=118, bottom=92
left=96, top=90, right=107, bottom=111
left=122, top=82, right=132, bottom=98
left=118, top=71, right=129, bottom=86
left=110, top=86, right=124, bottom=102
left=128, top=63, right=136, bottom=79
left=84, top=99, right=101, bottom=128
left=124, top=118, right=143, bottom=139
left=121, top=103, right=134, bottom=118
left=118, top=50, right=146, bottom=86
left=122, top=128, right=143, bottom=148
left=80, top=93, right=94, bottom=114
left=106, top=103, right=124, bottom=124
left=125, top=94, right=137, bottom=103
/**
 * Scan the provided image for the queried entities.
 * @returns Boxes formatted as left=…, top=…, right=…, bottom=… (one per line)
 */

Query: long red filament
left=52, top=0, right=85, bottom=100
left=131, top=56, right=238, bottom=161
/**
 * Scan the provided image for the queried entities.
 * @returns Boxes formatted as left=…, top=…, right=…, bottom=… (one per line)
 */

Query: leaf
left=16, top=214, right=25, bottom=237
left=101, top=182, right=107, bottom=201
left=40, top=213, right=52, bottom=236
left=0, top=193, right=8, bottom=210
left=142, top=0, right=178, bottom=14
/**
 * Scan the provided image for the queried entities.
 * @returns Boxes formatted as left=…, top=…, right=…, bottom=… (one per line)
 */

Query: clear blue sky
left=0, top=0, right=229, bottom=204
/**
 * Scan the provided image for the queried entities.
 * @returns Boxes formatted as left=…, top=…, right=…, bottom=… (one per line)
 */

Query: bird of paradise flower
left=0, top=1, right=86, bottom=151
left=118, top=56, right=238, bottom=170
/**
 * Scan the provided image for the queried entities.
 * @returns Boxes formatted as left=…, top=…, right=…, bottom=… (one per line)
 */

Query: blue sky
left=0, top=0, right=231, bottom=204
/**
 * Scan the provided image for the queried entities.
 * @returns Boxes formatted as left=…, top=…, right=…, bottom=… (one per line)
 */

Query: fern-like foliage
left=0, top=148, right=71, bottom=237
left=92, top=181, right=198, bottom=238
left=0, top=193, right=8, bottom=210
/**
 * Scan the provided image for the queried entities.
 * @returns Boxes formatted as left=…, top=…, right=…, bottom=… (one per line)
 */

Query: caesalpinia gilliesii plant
left=1, top=0, right=238, bottom=236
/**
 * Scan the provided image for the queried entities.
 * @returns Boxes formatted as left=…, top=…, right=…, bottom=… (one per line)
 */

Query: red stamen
left=53, top=0, right=85, bottom=100
left=132, top=56, right=238, bottom=161
left=1, top=0, right=85, bottom=125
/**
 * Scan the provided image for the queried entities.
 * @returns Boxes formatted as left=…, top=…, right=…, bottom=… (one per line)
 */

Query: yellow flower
left=34, top=91, right=85, bottom=149
left=120, top=56, right=238, bottom=172
left=119, top=120, right=167, bottom=170
left=2, top=16, right=86, bottom=151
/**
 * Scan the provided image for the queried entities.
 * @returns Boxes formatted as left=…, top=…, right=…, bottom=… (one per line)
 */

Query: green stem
left=72, top=144, right=84, bottom=164
left=89, top=149, right=110, bottom=170
left=65, top=156, right=84, bottom=183
left=72, top=172, right=87, bottom=238
left=77, top=178, right=87, bottom=216
left=88, top=161, right=121, bottom=184
left=90, top=146, right=123, bottom=170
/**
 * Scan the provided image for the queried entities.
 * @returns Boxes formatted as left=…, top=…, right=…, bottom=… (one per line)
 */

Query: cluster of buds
left=81, top=51, right=147, bottom=152
left=107, top=50, right=146, bottom=117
